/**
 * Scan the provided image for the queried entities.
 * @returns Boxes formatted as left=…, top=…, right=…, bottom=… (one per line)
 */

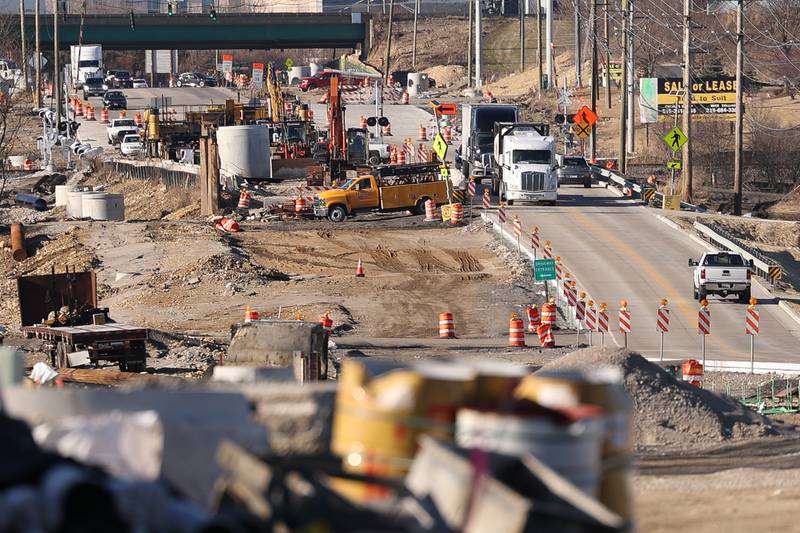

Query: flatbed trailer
left=22, top=323, right=149, bottom=372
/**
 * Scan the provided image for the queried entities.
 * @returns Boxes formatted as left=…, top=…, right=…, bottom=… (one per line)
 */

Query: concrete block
left=212, top=366, right=295, bottom=384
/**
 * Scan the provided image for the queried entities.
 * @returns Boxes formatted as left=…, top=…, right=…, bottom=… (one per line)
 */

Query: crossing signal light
left=167, top=2, right=173, bottom=15
left=209, top=4, right=217, bottom=20
left=129, top=10, right=136, bottom=30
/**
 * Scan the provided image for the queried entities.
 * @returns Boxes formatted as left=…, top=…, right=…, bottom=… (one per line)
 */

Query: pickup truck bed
left=690, top=251, right=752, bottom=302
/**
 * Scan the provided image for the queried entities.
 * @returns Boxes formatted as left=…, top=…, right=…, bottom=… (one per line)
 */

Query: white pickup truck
left=689, top=251, right=753, bottom=302
left=106, top=118, right=139, bottom=145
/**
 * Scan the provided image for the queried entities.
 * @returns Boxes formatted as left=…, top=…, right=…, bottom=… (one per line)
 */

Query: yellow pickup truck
left=313, top=174, right=449, bottom=222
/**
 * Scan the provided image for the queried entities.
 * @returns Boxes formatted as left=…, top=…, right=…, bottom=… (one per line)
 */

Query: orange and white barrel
left=508, top=314, right=526, bottom=347
left=85, top=105, right=95, bottom=120
left=424, top=198, right=438, bottom=221
left=295, top=196, right=307, bottom=213
left=541, top=301, right=557, bottom=326
left=100, top=108, right=109, bottom=123
left=23, top=159, right=34, bottom=171
left=134, top=112, right=142, bottom=127
left=418, top=125, right=428, bottom=141
left=75, top=100, right=83, bottom=117
left=359, top=115, right=368, bottom=129
left=401, top=90, right=409, bottom=104
left=450, top=203, right=463, bottom=225
left=237, top=190, right=251, bottom=209
left=681, top=359, right=704, bottom=388
left=119, top=110, right=127, bottom=118
left=526, top=305, right=541, bottom=333
left=443, top=126, right=453, bottom=143
left=397, top=147, right=406, bottom=165
left=537, top=323, right=555, bottom=348
left=438, top=312, right=455, bottom=338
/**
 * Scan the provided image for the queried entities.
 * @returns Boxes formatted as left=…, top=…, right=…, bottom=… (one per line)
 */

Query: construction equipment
left=18, top=269, right=148, bottom=372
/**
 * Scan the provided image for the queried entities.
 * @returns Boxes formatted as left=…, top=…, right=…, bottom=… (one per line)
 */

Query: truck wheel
left=176, top=80, right=182, bottom=87
left=698, top=288, right=707, bottom=301
left=461, top=161, right=470, bottom=180
left=328, top=205, right=347, bottom=222
left=368, top=151, right=382, bottom=166
left=739, top=289, right=751, bottom=304
left=584, top=179, right=591, bottom=188
left=693, top=286, right=699, bottom=300
left=415, top=198, right=429, bottom=215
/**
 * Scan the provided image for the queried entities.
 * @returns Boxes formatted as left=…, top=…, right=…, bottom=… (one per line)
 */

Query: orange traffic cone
left=355, top=259, right=365, bottom=277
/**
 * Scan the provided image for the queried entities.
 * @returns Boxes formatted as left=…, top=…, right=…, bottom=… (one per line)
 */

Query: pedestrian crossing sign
left=663, top=127, right=688, bottom=153
left=432, top=133, right=448, bottom=160
left=667, top=160, right=682, bottom=170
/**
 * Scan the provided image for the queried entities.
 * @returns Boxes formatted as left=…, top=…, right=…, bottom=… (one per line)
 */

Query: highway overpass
left=26, top=13, right=370, bottom=54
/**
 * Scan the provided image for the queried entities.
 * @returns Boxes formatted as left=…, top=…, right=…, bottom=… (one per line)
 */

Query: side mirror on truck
left=688, top=259, right=698, bottom=267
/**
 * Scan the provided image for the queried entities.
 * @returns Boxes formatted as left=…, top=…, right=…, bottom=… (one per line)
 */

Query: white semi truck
left=70, top=45, right=103, bottom=85
left=492, top=123, right=558, bottom=205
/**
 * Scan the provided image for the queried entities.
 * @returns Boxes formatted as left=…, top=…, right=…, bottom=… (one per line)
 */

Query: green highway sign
left=534, top=259, right=557, bottom=281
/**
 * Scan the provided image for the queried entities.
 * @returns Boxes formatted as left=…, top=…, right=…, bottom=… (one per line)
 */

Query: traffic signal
left=129, top=10, right=136, bottom=30
left=167, top=2, right=173, bottom=15
left=209, top=3, right=217, bottom=20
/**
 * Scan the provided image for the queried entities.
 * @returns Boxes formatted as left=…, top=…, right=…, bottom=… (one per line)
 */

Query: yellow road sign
left=432, top=133, right=448, bottom=160
left=662, top=194, right=681, bottom=210
left=573, top=121, right=591, bottom=139
left=769, top=266, right=782, bottom=281
left=667, top=160, right=682, bottom=170
left=663, top=127, right=688, bottom=153
left=440, top=204, right=452, bottom=221
left=439, top=166, right=450, bottom=177
left=644, top=188, right=656, bottom=204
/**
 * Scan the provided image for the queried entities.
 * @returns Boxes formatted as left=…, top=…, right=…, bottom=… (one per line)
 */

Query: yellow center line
left=566, top=209, right=742, bottom=357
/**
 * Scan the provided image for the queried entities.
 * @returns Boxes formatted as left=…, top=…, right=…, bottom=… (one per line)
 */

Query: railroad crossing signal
left=573, top=121, right=591, bottom=139
left=663, top=126, right=688, bottom=153
left=667, top=160, right=682, bottom=170
left=575, top=105, right=598, bottom=127
left=432, top=133, right=448, bottom=160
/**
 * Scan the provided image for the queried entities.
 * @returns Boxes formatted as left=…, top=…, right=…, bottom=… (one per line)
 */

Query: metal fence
left=104, top=160, right=198, bottom=190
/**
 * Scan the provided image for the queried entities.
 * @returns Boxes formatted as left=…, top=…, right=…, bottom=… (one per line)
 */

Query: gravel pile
left=539, top=347, right=795, bottom=451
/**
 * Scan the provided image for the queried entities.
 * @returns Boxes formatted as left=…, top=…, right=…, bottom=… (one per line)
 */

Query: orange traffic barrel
left=526, top=305, right=540, bottom=333
left=438, top=312, right=455, bottom=338
left=537, top=324, right=555, bottom=347
left=450, top=203, right=463, bottom=225
left=508, top=313, right=525, bottom=347
left=681, top=359, right=704, bottom=388
left=541, top=301, right=557, bottom=326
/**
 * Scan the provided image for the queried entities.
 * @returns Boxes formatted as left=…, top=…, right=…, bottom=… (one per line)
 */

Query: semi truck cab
left=493, top=123, right=558, bottom=205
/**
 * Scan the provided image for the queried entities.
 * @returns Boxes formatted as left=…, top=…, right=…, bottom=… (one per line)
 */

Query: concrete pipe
left=11, top=223, right=26, bottom=262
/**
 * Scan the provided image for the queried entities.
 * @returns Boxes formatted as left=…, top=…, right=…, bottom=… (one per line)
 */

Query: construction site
left=2, top=3, right=800, bottom=532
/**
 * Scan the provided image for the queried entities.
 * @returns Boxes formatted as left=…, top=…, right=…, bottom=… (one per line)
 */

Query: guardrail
left=592, top=166, right=702, bottom=212
left=693, top=221, right=783, bottom=285
left=104, top=160, right=198, bottom=190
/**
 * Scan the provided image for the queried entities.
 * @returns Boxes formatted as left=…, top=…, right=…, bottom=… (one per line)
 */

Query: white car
left=120, top=134, right=143, bottom=157
left=132, top=78, right=148, bottom=88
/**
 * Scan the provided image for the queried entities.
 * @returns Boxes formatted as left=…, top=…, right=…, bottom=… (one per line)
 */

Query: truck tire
left=739, top=288, right=751, bottom=304
left=176, top=80, right=182, bottom=87
left=693, top=286, right=699, bottom=300
left=328, top=205, right=347, bottom=222
left=415, top=198, right=429, bottom=215
left=698, top=287, right=707, bottom=301
left=584, top=179, right=591, bottom=188
left=368, top=151, right=382, bottom=166
left=461, top=161, right=470, bottom=180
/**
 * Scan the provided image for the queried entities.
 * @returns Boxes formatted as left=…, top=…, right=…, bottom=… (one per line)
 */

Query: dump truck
left=313, top=163, right=447, bottom=222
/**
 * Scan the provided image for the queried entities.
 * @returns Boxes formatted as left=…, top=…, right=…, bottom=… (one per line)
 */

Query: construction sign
left=573, top=122, right=591, bottom=139
left=575, top=105, right=598, bottom=127
left=662, top=194, right=681, bottom=210
left=663, top=127, right=688, bottom=153
left=437, top=103, right=457, bottom=116
left=440, top=204, right=452, bottom=222
left=534, top=259, right=557, bottom=281
left=432, top=133, right=448, bottom=160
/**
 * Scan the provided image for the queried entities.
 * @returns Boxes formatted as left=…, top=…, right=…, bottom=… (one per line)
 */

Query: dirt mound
left=710, top=217, right=800, bottom=248
left=539, top=347, right=792, bottom=450
left=424, top=65, right=466, bottom=89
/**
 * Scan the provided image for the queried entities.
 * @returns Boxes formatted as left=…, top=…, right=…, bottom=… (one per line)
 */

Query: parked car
left=557, top=155, right=592, bottom=188
left=105, top=70, right=133, bottom=88
left=689, top=251, right=753, bottom=302
left=132, top=78, right=148, bottom=88
left=102, top=90, right=127, bottom=110
left=81, top=77, right=107, bottom=99
left=120, top=133, right=143, bottom=156
left=175, top=72, right=216, bottom=87
left=297, top=70, right=362, bottom=92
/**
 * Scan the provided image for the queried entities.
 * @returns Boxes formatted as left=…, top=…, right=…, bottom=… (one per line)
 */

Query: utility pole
left=519, top=1, right=525, bottom=72
left=54, top=0, right=61, bottom=134
left=412, top=0, right=419, bottom=71
left=682, top=0, right=692, bottom=202
left=546, top=0, right=554, bottom=88
left=467, top=0, right=473, bottom=87
left=590, top=0, right=597, bottom=160
left=626, top=0, right=635, bottom=153
left=19, top=0, right=28, bottom=91
left=475, top=0, right=482, bottom=88
left=604, top=0, right=611, bottom=109
left=537, top=0, right=543, bottom=96
left=618, top=0, right=628, bottom=173
left=733, top=0, right=744, bottom=215
left=574, top=0, right=582, bottom=86
left=383, top=0, right=395, bottom=83
left=35, top=0, right=41, bottom=108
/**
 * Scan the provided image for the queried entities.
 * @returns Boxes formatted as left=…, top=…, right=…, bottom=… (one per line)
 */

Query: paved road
left=75, top=87, right=238, bottom=146
left=497, top=185, right=800, bottom=363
